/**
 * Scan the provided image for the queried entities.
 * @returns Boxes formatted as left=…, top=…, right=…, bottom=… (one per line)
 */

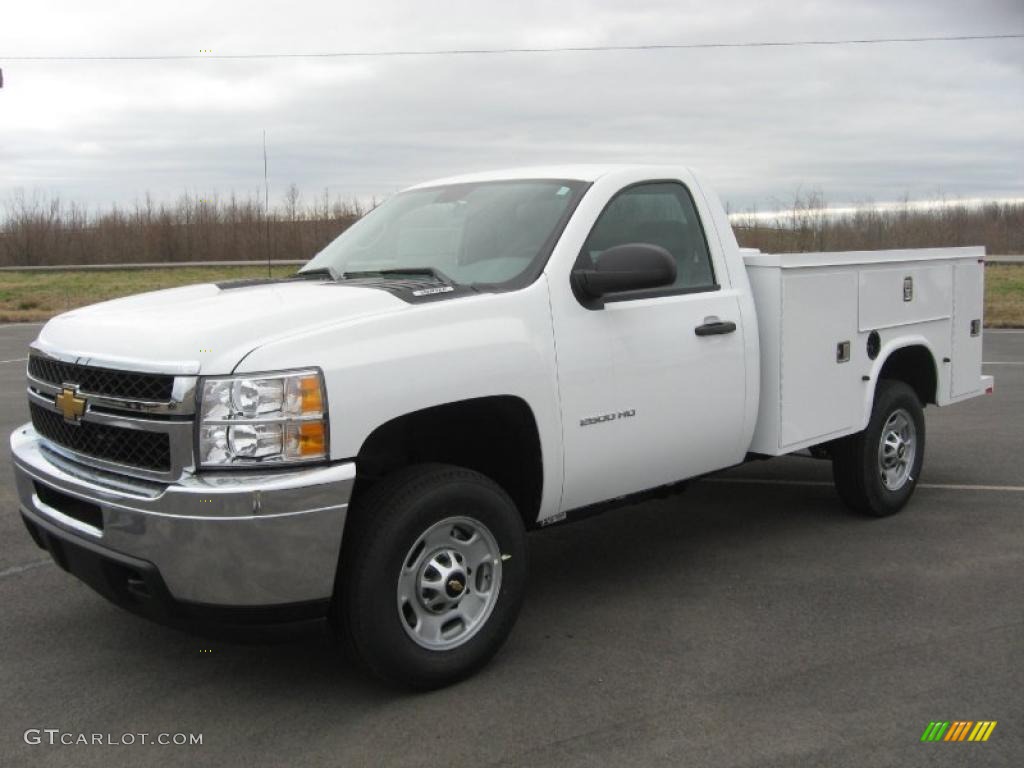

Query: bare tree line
left=1, top=187, right=1021, bottom=267
left=732, top=191, right=1024, bottom=255
left=0, top=185, right=365, bottom=267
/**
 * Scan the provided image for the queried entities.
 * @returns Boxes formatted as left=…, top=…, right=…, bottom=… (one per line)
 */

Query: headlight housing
left=197, top=369, right=328, bottom=468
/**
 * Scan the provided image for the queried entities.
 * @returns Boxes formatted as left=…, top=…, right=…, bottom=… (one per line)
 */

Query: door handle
left=694, top=320, right=737, bottom=337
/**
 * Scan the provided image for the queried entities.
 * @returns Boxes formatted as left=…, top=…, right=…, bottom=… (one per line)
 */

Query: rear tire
left=831, top=380, right=925, bottom=517
left=332, top=464, right=527, bottom=690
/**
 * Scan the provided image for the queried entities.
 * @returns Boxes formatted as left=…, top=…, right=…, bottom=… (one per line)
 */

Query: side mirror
left=571, top=243, right=677, bottom=304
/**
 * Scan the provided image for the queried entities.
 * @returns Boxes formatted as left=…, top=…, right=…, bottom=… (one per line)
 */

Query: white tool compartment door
left=951, top=260, right=985, bottom=398
left=780, top=270, right=861, bottom=448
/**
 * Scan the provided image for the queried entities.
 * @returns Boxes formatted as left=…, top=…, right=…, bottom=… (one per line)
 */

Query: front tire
left=333, top=464, right=527, bottom=690
left=831, top=380, right=926, bottom=517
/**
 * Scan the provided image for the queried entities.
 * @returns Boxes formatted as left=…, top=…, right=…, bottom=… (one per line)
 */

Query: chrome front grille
left=28, top=355, right=175, bottom=402
left=29, top=402, right=172, bottom=471
left=26, top=350, right=197, bottom=482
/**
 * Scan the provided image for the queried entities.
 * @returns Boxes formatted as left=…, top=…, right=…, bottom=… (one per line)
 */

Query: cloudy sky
left=2, top=0, right=1022, bottom=212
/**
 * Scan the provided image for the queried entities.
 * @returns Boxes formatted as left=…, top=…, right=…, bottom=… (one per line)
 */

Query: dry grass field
left=984, top=264, right=1024, bottom=327
left=0, top=266, right=295, bottom=323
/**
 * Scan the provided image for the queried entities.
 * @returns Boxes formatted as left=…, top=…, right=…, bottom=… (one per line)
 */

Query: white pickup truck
left=11, top=165, right=993, bottom=688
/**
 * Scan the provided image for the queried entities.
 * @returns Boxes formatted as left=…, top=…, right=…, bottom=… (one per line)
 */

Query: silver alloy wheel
left=397, top=516, right=503, bottom=651
left=878, top=408, right=917, bottom=491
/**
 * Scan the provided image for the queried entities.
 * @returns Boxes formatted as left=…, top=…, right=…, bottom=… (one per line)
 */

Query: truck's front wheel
left=831, top=380, right=926, bottom=516
left=333, top=464, right=527, bottom=689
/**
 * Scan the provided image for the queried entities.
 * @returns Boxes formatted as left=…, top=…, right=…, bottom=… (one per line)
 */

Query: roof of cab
left=405, top=164, right=688, bottom=190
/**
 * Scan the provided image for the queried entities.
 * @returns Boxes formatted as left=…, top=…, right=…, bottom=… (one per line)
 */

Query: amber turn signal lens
left=297, top=421, right=326, bottom=456
left=299, top=375, right=323, bottom=415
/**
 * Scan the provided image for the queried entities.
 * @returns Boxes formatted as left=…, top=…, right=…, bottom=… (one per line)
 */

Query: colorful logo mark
left=921, top=721, right=997, bottom=742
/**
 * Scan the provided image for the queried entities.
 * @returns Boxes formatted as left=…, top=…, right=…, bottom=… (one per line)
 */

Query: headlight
left=197, top=369, right=327, bottom=467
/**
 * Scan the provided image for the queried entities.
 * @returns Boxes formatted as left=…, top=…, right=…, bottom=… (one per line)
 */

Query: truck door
left=550, top=180, right=747, bottom=512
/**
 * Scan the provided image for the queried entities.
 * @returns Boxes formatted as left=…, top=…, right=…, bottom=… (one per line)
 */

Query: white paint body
left=33, top=165, right=993, bottom=524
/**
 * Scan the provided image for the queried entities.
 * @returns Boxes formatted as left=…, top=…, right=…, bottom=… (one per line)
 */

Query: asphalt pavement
left=1, top=322, right=1021, bottom=768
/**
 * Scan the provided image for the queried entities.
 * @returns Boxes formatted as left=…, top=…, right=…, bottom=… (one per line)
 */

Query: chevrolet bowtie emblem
left=56, top=387, right=86, bottom=422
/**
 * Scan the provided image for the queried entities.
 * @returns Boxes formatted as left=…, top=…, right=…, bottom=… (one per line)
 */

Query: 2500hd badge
left=580, top=409, right=637, bottom=427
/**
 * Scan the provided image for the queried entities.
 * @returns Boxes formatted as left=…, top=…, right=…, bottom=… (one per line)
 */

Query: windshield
left=301, top=179, right=587, bottom=286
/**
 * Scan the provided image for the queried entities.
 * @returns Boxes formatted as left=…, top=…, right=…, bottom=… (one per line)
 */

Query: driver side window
left=581, top=181, right=717, bottom=296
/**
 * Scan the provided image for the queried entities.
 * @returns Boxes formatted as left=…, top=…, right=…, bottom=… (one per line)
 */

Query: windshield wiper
left=340, top=266, right=456, bottom=284
left=292, top=266, right=340, bottom=281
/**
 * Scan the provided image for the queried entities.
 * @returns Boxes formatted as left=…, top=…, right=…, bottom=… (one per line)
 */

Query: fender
left=234, top=277, right=566, bottom=522
left=860, top=335, right=941, bottom=429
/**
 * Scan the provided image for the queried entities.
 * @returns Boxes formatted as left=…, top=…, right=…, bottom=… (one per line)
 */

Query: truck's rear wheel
left=333, top=464, right=527, bottom=689
left=831, top=380, right=926, bottom=516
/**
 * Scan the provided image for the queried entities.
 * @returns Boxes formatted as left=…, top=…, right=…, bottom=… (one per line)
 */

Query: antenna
left=263, top=130, right=270, bottom=277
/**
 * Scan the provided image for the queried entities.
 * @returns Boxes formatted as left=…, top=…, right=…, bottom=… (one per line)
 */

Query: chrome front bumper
left=11, top=423, right=354, bottom=611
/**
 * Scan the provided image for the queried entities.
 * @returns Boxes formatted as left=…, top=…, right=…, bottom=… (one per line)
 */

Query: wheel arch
left=862, top=338, right=939, bottom=428
left=350, top=395, right=545, bottom=530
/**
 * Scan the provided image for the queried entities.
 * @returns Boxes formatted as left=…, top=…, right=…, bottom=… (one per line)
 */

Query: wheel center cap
left=445, top=574, right=467, bottom=598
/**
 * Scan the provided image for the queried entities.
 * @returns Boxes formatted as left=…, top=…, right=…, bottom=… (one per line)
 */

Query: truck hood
left=34, top=280, right=408, bottom=375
